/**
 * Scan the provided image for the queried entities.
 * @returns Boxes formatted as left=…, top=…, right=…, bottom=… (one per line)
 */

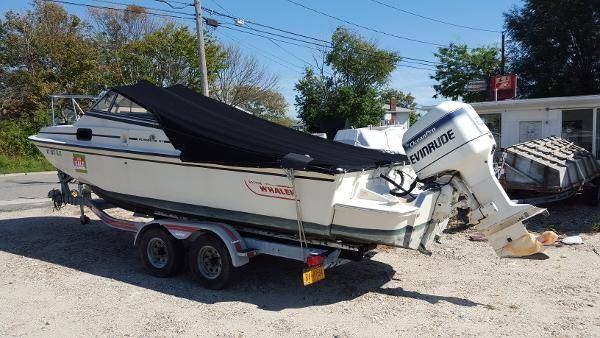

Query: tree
left=504, top=0, right=600, bottom=97
left=88, top=5, right=157, bottom=49
left=211, top=45, right=291, bottom=124
left=0, top=0, right=101, bottom=118
left=212, top=46, right=278, bottom=106
left=378, top=88, right=420, bottom=125
left=379, top=88, right=416, bottom=109
left=115, top=24, right=225, bottom=90
left=88, top=5, right=159, bottom=85
left=295, top=27, right=400, bottom=131
left=431, top=43, right=500, bottom=103
left=236, top=88, right=290, bottom=124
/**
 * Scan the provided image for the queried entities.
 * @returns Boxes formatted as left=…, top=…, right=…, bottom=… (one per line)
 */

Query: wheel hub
left=197, top=246, right=222, bottom=279
left=147, top=237, right=169, bottom=269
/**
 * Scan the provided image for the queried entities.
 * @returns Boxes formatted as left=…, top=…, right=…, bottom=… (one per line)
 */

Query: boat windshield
left=91, top=91, right=156, bottom=121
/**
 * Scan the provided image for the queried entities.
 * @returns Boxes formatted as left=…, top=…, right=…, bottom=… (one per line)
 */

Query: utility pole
left=500, top=31, right=505, bottom=75
left=193, top=0, right=209, bottom=96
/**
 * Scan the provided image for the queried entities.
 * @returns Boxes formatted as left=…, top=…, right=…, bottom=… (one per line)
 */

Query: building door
left=562, top=109, right=594, bottom=152
left=519, top=121, right=542, bottom=143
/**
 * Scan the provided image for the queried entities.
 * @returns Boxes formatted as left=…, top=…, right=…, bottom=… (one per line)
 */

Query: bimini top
left=110, top=81, right=407, bottom=174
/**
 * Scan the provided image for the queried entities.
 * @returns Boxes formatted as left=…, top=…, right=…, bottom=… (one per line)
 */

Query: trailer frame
left=49, top=173, right=357, bottom=289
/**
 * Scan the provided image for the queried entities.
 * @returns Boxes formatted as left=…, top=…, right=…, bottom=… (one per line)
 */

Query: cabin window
left=92, top=91, right=156, bottom=121
left=92, top=91, right=116, bottom=112
left=110, top=94, right=154, bottom=120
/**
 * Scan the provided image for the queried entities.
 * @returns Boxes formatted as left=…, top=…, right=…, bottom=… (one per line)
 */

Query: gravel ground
left=0, top=204, right=599, bottom=337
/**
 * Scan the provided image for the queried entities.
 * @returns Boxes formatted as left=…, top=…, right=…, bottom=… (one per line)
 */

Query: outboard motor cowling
left=403, top=101, right=545, bottom=257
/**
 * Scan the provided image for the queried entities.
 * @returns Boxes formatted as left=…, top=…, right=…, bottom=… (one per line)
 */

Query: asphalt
left=0, top=171, right=58, bottom=211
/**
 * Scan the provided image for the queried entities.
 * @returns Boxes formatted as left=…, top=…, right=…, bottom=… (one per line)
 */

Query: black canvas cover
left=112, top=81, right=407, bottom=173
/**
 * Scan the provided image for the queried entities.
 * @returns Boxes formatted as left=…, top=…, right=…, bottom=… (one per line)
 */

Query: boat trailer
left=48, top=172, right=362, bottom=289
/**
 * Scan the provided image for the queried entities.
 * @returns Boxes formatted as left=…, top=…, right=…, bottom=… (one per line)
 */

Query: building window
left=480, top=114, right=501, bottom=146
left=519, top=121, right=542, bottom=143
left=562, top=109, right=593, bottom=152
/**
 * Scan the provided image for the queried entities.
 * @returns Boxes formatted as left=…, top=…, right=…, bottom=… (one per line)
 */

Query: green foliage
left=295, top=28, right=400, bottom=131
left=379, top=88, right=416, bottom=110
left=0, top=0, right=102, bottom=119
left=504, top=0, right=600, bottom=97
left=327, top=28, right=400, bottom=90
left=0, top=1, right=231, bottom=161
left=431, top=43, right=500, bottom=103
left=237, top=88, right=289, bottom=123
left=114, top=24, right=226, bottom=91
left=0, top=110, right=50, bottom=157
left=0, top=154, right=54, bottom=174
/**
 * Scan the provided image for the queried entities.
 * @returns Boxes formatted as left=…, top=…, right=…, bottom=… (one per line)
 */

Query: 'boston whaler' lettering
left=409, top=129, right=455, bottom=164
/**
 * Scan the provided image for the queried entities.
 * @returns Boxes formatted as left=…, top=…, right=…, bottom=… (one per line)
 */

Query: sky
left=0, top=0, right=523, bottom=117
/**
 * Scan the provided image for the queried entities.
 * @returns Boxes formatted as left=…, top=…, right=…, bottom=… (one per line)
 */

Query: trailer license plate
left=302, top=265, right=325, bottom=286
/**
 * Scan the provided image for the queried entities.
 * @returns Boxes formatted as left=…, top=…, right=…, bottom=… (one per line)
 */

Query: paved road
left=0, top=172, right=58, bottom=211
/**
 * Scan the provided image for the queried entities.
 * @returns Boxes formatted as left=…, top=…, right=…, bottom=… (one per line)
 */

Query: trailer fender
left=134, top=220, right=250, bottom=268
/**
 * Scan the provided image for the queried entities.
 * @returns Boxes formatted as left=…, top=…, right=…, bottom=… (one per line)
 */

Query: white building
left=469, top=95, right=600, bottom=157
left=382, top=97, right=412, bottom=129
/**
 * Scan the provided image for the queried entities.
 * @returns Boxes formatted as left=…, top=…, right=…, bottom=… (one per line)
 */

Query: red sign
left=489, top=74, right=517, bottom=100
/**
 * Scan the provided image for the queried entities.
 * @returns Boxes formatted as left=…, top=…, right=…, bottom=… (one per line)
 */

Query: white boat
left=30, top=81, right=548, bottom=257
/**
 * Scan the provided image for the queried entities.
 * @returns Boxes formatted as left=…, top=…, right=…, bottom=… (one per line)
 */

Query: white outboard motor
left=403, top=101, right=545, bottom=257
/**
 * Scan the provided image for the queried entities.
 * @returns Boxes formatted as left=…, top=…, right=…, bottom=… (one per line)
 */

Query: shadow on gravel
left=0, top=215, right=482, bottom=311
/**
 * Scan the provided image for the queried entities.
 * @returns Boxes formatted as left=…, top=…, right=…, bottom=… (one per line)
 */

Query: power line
left=50, top=0, right=442, bottom=71
left=216, top=30, right=303, bottom=72
left=203, top=7, right=331, bottom=45
left=283, top=0, right=445, bottom=47
left=46, top=0, right=195, bottom=21
left=90, top=0, right=194, bottom=17
left=207, top=0, right=234, bottom=17
left=220, top=24, right=326, bottom=50
left=267, top=38, right=315, bottom=69
left=203, top=6, right=440, bottom=65
left=367, top=0, right=502, bottom=33
left=231, top=24, right=329, bottom=48
left=152, top=0, right=192, bottom=10
left=397, top=64, right=436, bottom=71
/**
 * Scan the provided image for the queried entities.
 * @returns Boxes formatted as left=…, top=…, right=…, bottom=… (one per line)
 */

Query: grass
left=0, top=154, right=55, bottom=174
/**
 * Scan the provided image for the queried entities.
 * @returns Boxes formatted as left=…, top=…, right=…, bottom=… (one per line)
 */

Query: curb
left=0, top=198, right=52, bottom=212
left=0, top=171, right=56, bottom=177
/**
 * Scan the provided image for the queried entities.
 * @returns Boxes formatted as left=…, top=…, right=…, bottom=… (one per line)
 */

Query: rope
left=286, top=169, right=308, bottom=262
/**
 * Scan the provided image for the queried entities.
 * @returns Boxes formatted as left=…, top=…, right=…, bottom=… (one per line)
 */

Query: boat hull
left=30, top=121, right=440, bottom=249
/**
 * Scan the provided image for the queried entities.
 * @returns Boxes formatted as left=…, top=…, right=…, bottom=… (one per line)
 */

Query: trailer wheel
left=188, top=234, right=235, bottom=290
left=139, top=228, right=184, bottom=277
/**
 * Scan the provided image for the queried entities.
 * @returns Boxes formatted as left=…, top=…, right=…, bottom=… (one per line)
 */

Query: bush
left=0, top=110, right=51, bottom=158
left=0, top=154, right=54, bottom=174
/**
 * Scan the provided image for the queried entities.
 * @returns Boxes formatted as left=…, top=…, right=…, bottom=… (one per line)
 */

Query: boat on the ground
left=497, top=136, right=600, bottom=204
left=30, top=81, right=547, bottom=257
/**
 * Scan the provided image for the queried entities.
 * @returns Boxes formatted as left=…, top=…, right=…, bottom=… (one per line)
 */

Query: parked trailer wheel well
left=134, top=221, right=251, bottom=268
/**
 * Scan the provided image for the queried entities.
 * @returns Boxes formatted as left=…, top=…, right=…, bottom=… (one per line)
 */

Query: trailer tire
left=139, top=228, right=184, bottom=278
left=188, top=234, right=236, bottom=290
